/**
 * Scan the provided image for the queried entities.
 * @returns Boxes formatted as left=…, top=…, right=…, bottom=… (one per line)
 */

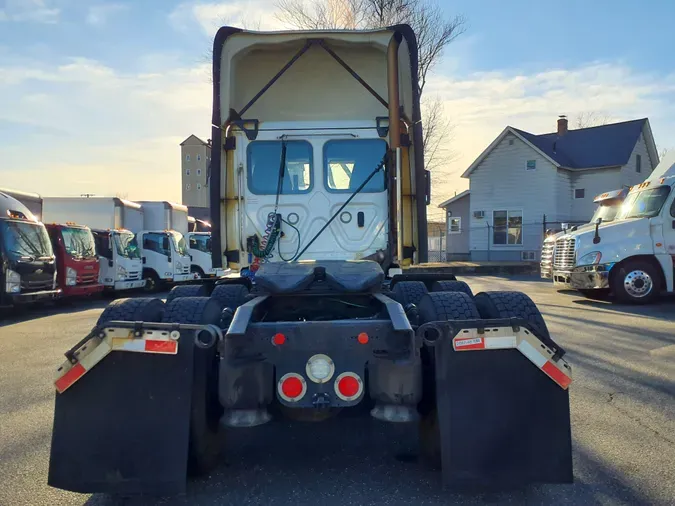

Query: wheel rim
left=144, top=277, right=156, bottom=292
left=623, top=270, right=653, bottom=298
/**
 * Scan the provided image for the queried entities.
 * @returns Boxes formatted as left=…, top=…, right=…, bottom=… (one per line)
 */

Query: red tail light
left=334, top=372, right=363, bottom=401
left=277, top=373, right=306, bottom=402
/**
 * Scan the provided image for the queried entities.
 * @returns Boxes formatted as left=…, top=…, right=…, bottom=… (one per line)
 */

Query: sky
left=1, top=0, right=674, bottom=217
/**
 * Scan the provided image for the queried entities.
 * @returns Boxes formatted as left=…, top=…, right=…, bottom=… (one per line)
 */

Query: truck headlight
left=577, top=251, right=602, bottom=266
left=66, top=267, right=78, bottom=286
left=6, top=269, right=21, bottom=293
left=116, top=266, right=128, bottom=281
left=176, top=261, right=183, bottom=270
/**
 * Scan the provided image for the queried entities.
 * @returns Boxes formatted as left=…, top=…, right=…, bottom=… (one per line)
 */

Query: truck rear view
left=48, top=25, right=573, bottom=496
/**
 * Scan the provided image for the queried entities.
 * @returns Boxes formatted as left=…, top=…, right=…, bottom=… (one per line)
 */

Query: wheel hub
left=624, top=270, right=653, bottom=298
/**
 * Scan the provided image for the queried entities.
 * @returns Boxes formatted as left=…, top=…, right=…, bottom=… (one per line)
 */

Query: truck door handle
left=357, top=212, right=364, bottom=228
left=142, top=257, right=146, bottom=264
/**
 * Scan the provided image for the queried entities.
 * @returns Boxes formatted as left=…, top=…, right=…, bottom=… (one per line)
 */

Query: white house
left=456, top=116, right=659, bottom=261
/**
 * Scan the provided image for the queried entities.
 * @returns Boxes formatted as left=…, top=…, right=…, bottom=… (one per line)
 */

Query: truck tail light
left=277, top=373, right=306, bottom=402
left=334, top=372, right=363, bottom=401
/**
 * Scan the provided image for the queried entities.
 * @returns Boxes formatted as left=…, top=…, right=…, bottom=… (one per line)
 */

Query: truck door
left=667, top=192, right=675, bottom=260
left=241, top=130, right=388, bottom=262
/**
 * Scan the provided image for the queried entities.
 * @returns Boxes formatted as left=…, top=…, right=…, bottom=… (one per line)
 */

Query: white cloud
left=0, top=57, right=213, bottom=200
left=0, top=0, right=60, bottom=24
left=427, top=62, right=675, bottom=210
left=169, top=0, right=284, bottom=35
left=86, top=3, right=128, bottom=26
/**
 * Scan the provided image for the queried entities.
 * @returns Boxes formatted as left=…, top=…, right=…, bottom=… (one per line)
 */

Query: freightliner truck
left=48, top=25, right=574, bottom=495
left=550, top=151, right=675, bottom=303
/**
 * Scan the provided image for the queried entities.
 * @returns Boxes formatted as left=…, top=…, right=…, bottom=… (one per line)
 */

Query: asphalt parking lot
left=0, top=276, right=673, bottom=506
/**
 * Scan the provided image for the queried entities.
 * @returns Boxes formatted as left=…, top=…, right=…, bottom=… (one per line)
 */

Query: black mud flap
left=48, top=336, right=196, bottom=495
left=432, top=325, right=573, bottom=489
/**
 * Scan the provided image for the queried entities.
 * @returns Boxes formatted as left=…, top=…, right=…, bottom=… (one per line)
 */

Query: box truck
left=41, top=198, right=146, bottom=292
left=136, top=201, right=193, bottom=289
left=44, top=223, right=103, bottom=298
left=0, top=192, right=59, bottom=306
left=552, top=151, right=675, bottom=303
left=140, top=202, right=226, bottom=280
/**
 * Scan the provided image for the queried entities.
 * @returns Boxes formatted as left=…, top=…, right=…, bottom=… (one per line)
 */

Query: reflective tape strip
left=111, top=338, right=178, bottom=354
left=112, top=337, right=146, bottom=352
left=144, top=340, right=178, bottom=354
left=542, top=361, right=572, bottom=389
left=55, top=363, right=86, bottom=394
left=517, top=339, right=548, bottom=368
left=484, top=335, right=517, bottom=349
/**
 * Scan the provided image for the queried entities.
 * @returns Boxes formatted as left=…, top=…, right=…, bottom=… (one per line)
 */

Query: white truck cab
left=186, top=231, right=226, bottom=278
left=553, top=152, right=675, bottom=303
left=93, top=229, right=145, bottom=291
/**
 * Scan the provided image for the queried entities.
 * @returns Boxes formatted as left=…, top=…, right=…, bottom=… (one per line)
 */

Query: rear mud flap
left=48, top=336, right=195, bottom=495
left=431, top=323, right=573, bottom=488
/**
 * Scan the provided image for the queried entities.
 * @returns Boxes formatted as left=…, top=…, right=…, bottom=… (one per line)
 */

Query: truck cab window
left=247, top=141, right=312, bottom=195
left=143, top=232, right=171, bottom=256
left=324, top=139, right=387, bottom=193
left=93, top=232, right=111, bottom=259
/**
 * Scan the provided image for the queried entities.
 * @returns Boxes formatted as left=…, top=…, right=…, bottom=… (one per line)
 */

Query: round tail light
left=334, top=372, right=363, bottom=401
left=278, top=373, right=306, bottom=402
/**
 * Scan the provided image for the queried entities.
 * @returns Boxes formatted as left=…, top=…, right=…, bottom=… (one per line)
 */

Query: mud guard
left=429, top=319, right=573, bottom=488
left=48, top=333, right=196, bottom=494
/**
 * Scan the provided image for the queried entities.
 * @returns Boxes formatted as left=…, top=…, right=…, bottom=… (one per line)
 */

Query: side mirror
left=108, top=259, right=114, bottom=268
left=596, top=217, right=603, bottom=225
left=162, top=238, right=170, bottom=251
left=189, top=254, right=193, bottom=261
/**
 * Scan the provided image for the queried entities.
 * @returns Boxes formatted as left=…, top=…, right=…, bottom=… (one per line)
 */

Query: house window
left=186, top=168, right=190, bottom=176
left=197, top=183, right=202, bottom=190
left=186, top=154, right=190, bottom=162
left=509, top=139, right=514, bottom=146
left=526, top=160, right=536, bottom=171
left=636, top=154, right=642, bottom=173
left=493, top=210, right=522, bottom=245
left=197, top=154, right=201, bottom=161
left=197, top=169, right=201, bottom=176
left=186, top=184, right=191, bottom=190
left=575, top=189, right=585, bottom=199
left=448, top=217, right=461, bottom=234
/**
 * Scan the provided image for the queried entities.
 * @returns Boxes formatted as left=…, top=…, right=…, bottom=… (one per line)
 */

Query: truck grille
left=553, top=238, right=576, bottom=270
left=127, top=271, right=141, bottom=281
left=21, top=278, right=53, bottom=290
left=540, top=238, right=555, bottom=277
left=77, top=273, right=99, bottom=285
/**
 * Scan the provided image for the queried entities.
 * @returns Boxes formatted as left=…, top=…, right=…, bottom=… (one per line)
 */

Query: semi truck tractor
left=541, top=188, right=628, bottom=280
left=49, top=25, right=574, bottom=495
left=137, top=201, right=201, bottom=287
left=0, top=187, right=43, bottom=219
left=44, top=223, right=103, bottom=298
left=0, top=192, right=59, bottom=306
left=41, top=198, right=146, bottom=292
left=551, top=151, right=675, bottom=303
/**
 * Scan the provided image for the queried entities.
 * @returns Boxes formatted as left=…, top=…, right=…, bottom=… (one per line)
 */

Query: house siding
left=621, top=131, right=655, bottom=185
left=468, top=133, right=557, bottom=261
left=555, top=169, right=572, bottom=224
left=569, top=168, right=623, bottom=222
left=443, top=194, right=470, bottom=260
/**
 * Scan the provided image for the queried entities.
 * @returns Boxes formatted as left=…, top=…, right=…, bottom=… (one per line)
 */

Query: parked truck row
left=1, top=190, right=228, bottom=308
left=541, top=152, right=675, bottom=303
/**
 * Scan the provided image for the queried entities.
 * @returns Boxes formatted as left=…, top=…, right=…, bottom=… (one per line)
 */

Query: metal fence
left=427, top=217, right=588, bottom=263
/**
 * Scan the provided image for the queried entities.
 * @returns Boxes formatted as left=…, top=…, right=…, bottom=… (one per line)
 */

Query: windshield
left=616, top=186, right=671, bottom=220
left=61, top=227, right=97, bottom=259
left=590, top=201, right=622, bottom=224
left=171, top=231, right=189, bottom=257
left=189, top=234, right=211, bottom=254
left=0, top=220, right=53, bottom=261
left=113, top=231, right=141, bottom=259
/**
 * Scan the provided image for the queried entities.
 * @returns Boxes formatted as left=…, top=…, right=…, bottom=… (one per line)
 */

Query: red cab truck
left=45, top=223, right=103, bottom=298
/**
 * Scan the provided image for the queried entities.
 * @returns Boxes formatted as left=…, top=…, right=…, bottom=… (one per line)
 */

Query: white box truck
left=187, top=217, right=228, bottom=279
left=136, top=201, right=193, bottom=289
left=41, top=197, right=146, bottom=292
left=552, top=151, right=675, bottom=303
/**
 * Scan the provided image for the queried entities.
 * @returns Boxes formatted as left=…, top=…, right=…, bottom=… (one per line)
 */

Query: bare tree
left=658, top=146, right=670, bottom=160
left=574, top=111, right=613, bottom=129
left=423, top=94, right=454, bottom=175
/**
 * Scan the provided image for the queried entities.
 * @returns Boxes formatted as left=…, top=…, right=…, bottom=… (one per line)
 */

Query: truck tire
left=142, top=270, right=162, bottom=293
left=474, top=291, right=550, bottom=340
left=162, top=297, right=224, bottom=476
left=166, top=284, right=210, bottom=303
left=96, top=297, right=165, bottom=326
left=210, top=284, right=249, bottom=311
left=391, top=281, right=427, bottom=307
left=431, top=280, right=474, bottom=298
left=611, top=260, right=662, bottom=305
left=417, top=291, right=481, bottom=468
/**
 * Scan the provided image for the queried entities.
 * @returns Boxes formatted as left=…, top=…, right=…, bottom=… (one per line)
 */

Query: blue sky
left=1, top=0, right=674, bottom=207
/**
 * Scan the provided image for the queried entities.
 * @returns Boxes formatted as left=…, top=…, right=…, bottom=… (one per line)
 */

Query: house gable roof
left=438, top=189, right=470, bottom=208
left=462, top=118, right=657, bottom=178
left=180, top=134, right=209, bottom=146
